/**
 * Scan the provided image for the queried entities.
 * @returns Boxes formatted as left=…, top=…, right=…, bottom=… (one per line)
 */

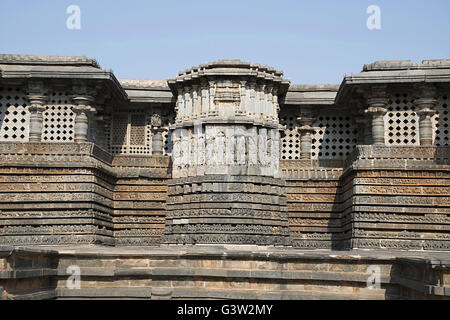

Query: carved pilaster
left=200, top=80, right=209, bottom=117
left=414, top=84, right=438, bottom=146
left=26, top=81, right=47, bottom=142
left=272, top=87, right=279, bottom=119
left=72, top=96, right=95, bottom=143
left=176, top=87, right=184, bottom=123
left=297, top=107, right=315, bottom=160
left=184, top=86, right=192, bottom=121
left=365, top=86, right=388, bottom=146
left=151, top=112, right=164, bottom=155
left=208, top=80, right=218, bottom=116
left=248, top=80, right=256, bottom=115
left=237, top=80, right=247, bottom=116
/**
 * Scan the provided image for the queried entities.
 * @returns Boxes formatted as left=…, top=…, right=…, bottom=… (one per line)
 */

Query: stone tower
left=162, top=60, right=292, bottom=245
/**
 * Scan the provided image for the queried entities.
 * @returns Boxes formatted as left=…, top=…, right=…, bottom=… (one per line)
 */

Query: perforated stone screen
left=279, top=110, right=300, bottom=160
left=279, top=108, right=358, bottom=160
left=433, top=94, right=449, bottom=146
left=311, top=116, right=358, bottom=160
left=384, top=93, right=419, bottom=146
left=42, top=92, right=75, bottom=142
left=106, top=108, right=175, bottom=155
left=108, top=112, right=151, bottom=155
left=0, top=86, right=30, bottom=142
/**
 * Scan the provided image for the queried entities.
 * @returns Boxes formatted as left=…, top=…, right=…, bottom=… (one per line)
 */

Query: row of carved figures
left=172, top=126, right=280, bottom=170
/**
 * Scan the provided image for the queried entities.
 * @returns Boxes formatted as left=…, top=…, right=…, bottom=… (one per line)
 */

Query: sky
left=0, top=0, right=449, bottom=84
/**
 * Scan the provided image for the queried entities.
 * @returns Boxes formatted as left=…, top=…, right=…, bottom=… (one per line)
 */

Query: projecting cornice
left=282, top=84, right=339, bottom=105
left=167, top=59, right=291, bottom=95
left=0, top=54, right=127, bottom=101
left=335, top=59, right=450, bottom=106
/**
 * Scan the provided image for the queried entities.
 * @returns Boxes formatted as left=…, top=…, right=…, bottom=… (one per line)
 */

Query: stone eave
left=0, top=64, right=128, bottom=101
left=334, top=59, right=450, bottom=105
left=282, top=84, right=339, bottom=105
left=124, top=89, right=176, bottom=104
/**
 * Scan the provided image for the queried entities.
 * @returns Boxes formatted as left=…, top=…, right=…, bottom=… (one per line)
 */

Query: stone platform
left=1, top=245, right=449, bottom=300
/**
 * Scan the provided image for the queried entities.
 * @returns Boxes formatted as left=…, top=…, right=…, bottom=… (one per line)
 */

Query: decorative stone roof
left=167, top=59, right=291, bottom=95
left=0, top=54, right=100, bottom=68
left=363, top=59, right=450, bottom=71
left=119, top=79, right=170, bottom=90
left=288, top=84, right=340, bottom=92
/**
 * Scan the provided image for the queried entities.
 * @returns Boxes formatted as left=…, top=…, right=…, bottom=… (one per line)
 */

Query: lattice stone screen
left=108, top=112, right=151, bottom=155
left=433, top=94, right=449, bottom=146
left=106, top=109, right=175, bottom=156
left=0, top=86, right=30, bottom=142
left=279, top=110, right=300, bottom=160
left=311, top=116, right=358, bottom=160
left=384, top=93, right=419, bottom=146
left=279, top=108, right=358, bottom=160
left=42, top=92, right=75, bottom=142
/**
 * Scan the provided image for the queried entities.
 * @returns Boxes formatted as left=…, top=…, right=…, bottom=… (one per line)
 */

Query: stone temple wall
left=0, top=55, right=449, bottom=250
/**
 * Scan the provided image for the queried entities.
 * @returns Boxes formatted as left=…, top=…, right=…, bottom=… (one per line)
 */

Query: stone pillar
left=72, top=96, right=95, bottom=143
left=414, top=84, right=437, bottom=146
left=26, top=81, right=47, bottom=142
left=26, top=95, right=47, bottom=142
left=297, top=107, right=315, bottom=160
left=151, top=113, right=164, bottom=155
left=365, top=86, right=388, bottom=146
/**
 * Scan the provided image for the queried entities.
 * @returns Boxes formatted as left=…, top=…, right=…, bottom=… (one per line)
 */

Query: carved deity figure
left=189, top=135, right=196, bottom=168
left=172, top=134, right=181, bottom=168
left=206, top=134, right=214, bottom=166
left=236, top=135, right=246, bottom=165
left=225, top=134, right=235, bottom=165
left=180, top=134, right=189, bottom=168
left=248, top=135, right=257, bottom=165
left=197, top=133, right=206, bottom=166
left=258, top=129, right=267, bottom=166
left=215, top=131, right=226, bottom=165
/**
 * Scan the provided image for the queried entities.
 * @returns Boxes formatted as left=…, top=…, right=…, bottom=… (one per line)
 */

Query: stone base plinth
left=2, top=245, right=450, bottom=300
left=162, top=175, right=291, bottom=246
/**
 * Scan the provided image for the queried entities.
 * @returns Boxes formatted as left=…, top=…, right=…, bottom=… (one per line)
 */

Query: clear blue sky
left=1, top=0, right=449, bottom=84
